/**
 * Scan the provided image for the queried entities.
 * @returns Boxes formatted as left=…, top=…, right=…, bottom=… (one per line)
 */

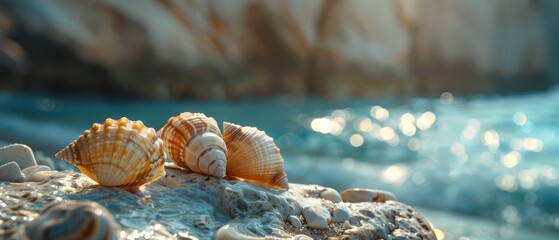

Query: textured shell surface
left=160, top=112, right=227, bottom=178
left=340, top=188, right=397, bottom=203
left=55, top=117, right=166, bottom=189
left=222, top=121, right=289, bottom=190
left=25, top=200, right=121, bottom=240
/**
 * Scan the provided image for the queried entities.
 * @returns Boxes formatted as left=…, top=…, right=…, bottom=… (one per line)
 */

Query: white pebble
left=320, top=188, right=342, bottom=203
left=303, top=205, right=331, bottom=229
left=0, top=162, right=25, bottom=182
left=0, top=144, right=37, bottom=169
left=288, top=215, right=302, bottom=229
left=332, top=203, right=350, bottom=222
left=342, top=221, right=351, bottom=229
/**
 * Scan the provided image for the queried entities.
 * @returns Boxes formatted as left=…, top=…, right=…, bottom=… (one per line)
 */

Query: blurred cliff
left=0, top=0, right=558, bottom=100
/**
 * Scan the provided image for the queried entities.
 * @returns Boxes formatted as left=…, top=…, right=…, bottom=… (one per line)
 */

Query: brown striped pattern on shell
left=159, top=112, right=227, bottom=177
left=25, top=200, right=120, bottom=240
left=222, top=122, right=289, bottom=190
left=55, top=117, right=166, bottom=189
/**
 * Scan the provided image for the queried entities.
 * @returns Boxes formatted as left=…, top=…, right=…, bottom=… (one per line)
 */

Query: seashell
left=222, top=122, right=289, bottom=190
left=160, top=112, right=227, bottom=178
left=215, top=222, right=267, bottom=240
left=55, top=117, right=166, bottom=189
left=25, top=200, right=121, bottom=240
left=340, top=188, right=397, bottom=203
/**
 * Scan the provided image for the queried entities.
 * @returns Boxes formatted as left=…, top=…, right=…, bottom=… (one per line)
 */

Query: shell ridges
left=222, top=121, right=289, bottom=190
left=159, top=112, right=227, bottom=178
left=55, top=117, right=166, bottom=189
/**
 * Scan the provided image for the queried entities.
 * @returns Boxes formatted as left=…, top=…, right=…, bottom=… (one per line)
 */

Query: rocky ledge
left=0, top=166, right=435, bottom=239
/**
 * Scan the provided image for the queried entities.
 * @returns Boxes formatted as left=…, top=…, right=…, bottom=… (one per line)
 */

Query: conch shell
left=159, top=112, right=227, bottom=178
left=222, top=122, right=289, bottom=190
left=55, top=117, right=166, bottom=189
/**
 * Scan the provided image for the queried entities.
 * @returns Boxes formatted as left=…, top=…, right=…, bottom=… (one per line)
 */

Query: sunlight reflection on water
left=297, top=89, right=559, bottom=232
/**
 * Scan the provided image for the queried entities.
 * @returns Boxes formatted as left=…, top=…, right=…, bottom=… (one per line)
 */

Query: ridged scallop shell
left=160, top=112, right=227, bottom=178
left=340, top=188, right=397, bottom=203
left=25, top=200, right=121, bottom=240
left=55, top=117, right=166, bottom=189
left=222, top=122, right=289, bottom=190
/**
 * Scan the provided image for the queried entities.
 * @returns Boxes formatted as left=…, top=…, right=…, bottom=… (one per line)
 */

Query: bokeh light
left=382, top=165, right=408, bottom=184
left=416, top=111, right=436, bottom=130
left=501, top=151, right=520, bottom=168
left=440, top=92, right=454, bottom=105
left=310, top=117, right=333, bottom=134
left=349, top=134, right=364, bottom=147
left=371, top=106, right=389, bottom=121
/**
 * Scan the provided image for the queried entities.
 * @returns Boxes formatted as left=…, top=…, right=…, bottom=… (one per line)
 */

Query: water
left=283, top=90, right=559, bottom=235
left=1, top=89, right=559, bottom=237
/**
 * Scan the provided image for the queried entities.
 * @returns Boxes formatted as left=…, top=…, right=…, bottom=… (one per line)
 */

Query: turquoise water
left=1, top=89, right=559, bottom=238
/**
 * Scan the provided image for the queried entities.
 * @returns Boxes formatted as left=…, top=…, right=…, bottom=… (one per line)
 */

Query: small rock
left=320, top=188, right=342, bottom=203
left=0, top=162, right=25, bottom=182
left=22, top=165, right=51, bottom=181
left=193, top=215, right=211, bottom=230
left=291, top=234, right=313, bottom=240
left=0, top=162, right=51, bottom=182
left=0, top=144, right=52, bottom=182
left=342, top=221, right=352, bottom=229
left=178, top=232, right=199, bottom=240
left=332, top=203, right=351, bottom=222
left=288, top=215, right=302, bottom=229
left=0, top=144, right=37, bottom=169
left=341, top=188, right=397, bottom=203
left=303, top=205, right=331, bottom=229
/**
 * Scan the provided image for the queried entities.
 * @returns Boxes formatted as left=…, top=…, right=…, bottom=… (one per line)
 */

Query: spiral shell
left=222, top=122, right=289, bottom=190
left=159, top=112, right=227, bottom=178
left=25, top=200, right=121, bottom=240
left=55, top=117, right=166, bottom=189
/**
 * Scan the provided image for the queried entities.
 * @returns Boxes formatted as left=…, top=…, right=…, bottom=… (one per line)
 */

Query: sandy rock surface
left=0, top=166, right=436, bottom=239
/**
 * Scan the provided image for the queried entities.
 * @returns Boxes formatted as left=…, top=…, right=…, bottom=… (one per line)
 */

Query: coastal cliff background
left=1, top=0, right=558, bottom=99
left=1, top=1, right=559, bottom=239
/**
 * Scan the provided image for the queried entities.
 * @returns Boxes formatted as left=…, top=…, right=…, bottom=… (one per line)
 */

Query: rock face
left=0, top=167, right=436, bottom=239
left=0, top=0, right=556, bottom=99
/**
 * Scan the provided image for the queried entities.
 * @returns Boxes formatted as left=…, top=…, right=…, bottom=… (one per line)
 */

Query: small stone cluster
left=0, top=143, right=436, bottom=239
left=0, top=144, right=52, bottom=182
